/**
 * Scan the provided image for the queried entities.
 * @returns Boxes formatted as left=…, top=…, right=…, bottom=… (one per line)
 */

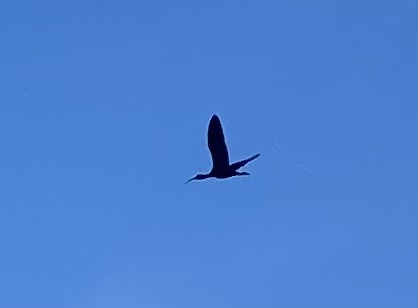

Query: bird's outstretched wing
left=208, top=115, right=229, bottom=170
left=230, top=154, right=260, bottom=171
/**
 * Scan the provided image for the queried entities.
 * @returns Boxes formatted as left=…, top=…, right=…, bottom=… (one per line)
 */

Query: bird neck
left=197, top=173, right=212, bottom=180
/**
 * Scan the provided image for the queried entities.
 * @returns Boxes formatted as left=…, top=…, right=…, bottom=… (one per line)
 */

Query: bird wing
left=230, top=154, right=260, bottom=170
left=208, top=115, right=229, bottom=170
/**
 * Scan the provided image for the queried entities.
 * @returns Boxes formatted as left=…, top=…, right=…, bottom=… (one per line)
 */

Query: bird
left=186, top=115, right=260, bottom=183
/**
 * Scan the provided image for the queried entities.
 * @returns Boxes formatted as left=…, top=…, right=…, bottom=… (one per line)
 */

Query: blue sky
left=0, top=1, right=416, bottom=307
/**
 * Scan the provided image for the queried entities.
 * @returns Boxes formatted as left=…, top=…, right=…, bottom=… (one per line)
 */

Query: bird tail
left=230, top=153, right=260, bottom=170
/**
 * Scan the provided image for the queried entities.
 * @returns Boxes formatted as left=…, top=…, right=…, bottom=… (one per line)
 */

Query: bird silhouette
left=186, top=115, right=260, bottom=183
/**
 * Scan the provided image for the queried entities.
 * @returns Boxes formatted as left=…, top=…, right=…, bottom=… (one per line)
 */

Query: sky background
left=0, top=1, right=417, bottom=307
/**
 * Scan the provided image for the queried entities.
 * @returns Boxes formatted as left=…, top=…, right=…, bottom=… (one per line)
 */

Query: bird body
left=186, top=115, right=260, bottom=183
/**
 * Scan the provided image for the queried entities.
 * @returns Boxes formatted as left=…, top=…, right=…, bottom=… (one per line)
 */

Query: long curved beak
left=185, top=177, right=195, bottom=184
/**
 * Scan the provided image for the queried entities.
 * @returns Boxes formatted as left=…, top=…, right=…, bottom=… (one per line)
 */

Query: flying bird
left=186, top=115, right=260, bottom=183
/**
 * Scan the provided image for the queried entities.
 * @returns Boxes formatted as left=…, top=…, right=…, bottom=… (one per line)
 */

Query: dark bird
left=186, top=115, right=260, bottom=183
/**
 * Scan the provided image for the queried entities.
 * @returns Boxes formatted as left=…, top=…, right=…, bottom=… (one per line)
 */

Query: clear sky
left=0, top=1, right=416, bottom=307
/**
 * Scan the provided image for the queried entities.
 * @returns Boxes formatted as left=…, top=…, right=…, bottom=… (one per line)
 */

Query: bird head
left=185, top=173, right=210, bottom=184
